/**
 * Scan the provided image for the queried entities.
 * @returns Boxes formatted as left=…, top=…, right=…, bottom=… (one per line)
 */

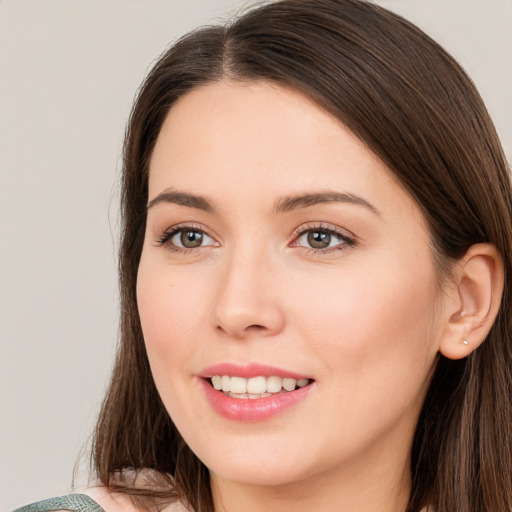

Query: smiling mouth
left=208, top=375, right=312, bottom=399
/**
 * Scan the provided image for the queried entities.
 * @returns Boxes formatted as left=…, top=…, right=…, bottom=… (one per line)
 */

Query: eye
left=174, top=229, right=207, bottom=248
left=292, top=224, right=355, bottom=253
left=157, top=225, right=218, bottom=253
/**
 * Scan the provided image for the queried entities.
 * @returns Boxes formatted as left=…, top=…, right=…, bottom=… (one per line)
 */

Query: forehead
left=150, top=80, right=351, bottom=177
left=148, top=80, right=421, bottom=224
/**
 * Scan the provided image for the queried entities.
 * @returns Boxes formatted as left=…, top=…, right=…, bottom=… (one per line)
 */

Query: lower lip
left=200, top=379, right=313, bottom=422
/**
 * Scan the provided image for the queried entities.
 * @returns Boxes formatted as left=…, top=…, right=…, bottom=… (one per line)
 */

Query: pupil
left=181, top=230, right=203, bottom=248
left=308, top=231, right=330, bottom=249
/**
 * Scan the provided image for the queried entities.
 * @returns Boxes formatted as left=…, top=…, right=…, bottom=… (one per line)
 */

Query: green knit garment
left=12, top=494, right=104, bottom=512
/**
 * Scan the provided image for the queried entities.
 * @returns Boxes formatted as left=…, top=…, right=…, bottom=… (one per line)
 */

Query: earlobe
left=439, top=243, right=504, bottom=360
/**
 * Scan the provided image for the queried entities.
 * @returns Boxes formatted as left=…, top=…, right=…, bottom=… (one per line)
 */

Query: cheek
left=136, top=260, right=215, bottom=433
left=279, top=257, right=440, bottom=461
left=136, top=261, right=210, bottom=375
left=290, top=252, right=439, bottom=386
left=138, top=248, right=212, bottom=327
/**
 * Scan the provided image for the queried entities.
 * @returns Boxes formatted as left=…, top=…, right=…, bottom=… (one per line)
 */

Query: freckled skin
left=137, top=81, right=445, bottom=511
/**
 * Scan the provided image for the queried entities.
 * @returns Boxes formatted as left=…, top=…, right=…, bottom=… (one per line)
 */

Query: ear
left=438, top=243, right=504, bottom=360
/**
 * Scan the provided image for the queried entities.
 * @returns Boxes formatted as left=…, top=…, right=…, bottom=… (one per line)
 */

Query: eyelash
left=155, top=223, right=356, bottom=255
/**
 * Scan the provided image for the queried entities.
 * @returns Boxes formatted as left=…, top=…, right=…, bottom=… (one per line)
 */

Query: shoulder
left=82, top=487, right=137, bottom=512
left=89, top=469, right=191, bottom=511
left=13, top=488, right=188, bottom=512
left=84, top=486, right=189, bottom=512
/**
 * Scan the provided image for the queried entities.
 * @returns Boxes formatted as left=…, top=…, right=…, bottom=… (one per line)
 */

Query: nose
left=211, top=249, right=285, bottom=340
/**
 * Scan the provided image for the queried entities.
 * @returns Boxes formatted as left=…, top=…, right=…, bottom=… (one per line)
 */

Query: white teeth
left=212, top=375, right=222, bottom=390
left=230, top=376, right=247, bottom=394
left=282, top=378, right=296, bottom=391
left=210, top=375, right=310, bottom=395
left=266, top=375, right=283, bottom=393
left=247, top=376, right=267, bottom=394
left=221, top=375, right=231, bottom=392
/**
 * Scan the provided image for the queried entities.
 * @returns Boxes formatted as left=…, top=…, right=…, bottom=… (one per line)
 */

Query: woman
left=14, top=0, right=512, bottom=511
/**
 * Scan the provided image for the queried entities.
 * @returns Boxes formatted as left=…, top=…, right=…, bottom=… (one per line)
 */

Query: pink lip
left=198, top=362, right=310, bottom=380
left=197, top=363, right=314, bottom=422
left=199, top=379, right=313, bottom=422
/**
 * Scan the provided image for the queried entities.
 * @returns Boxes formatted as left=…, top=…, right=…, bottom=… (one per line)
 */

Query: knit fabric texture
left=12, top=494, right=104, bottom=512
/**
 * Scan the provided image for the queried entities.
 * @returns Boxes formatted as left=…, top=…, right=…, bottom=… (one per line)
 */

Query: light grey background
left=1, top=1, right=510, bottom=509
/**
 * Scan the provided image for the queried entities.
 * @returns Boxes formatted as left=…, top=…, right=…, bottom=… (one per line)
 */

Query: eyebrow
left=147, top=190, right=216, bottom=212
left=274, top=191, right=380, bottom=216
left=147, top=188, right=380, bottom=216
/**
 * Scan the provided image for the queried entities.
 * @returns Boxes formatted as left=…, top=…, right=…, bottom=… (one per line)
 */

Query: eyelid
left=292, top=222, right=354, bottom=238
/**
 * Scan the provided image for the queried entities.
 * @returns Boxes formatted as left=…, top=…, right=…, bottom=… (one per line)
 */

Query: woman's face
left=137, top=80, right=446, bottom=489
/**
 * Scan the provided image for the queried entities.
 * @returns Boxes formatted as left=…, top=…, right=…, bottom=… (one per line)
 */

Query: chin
left=189, top=432, right=326, bottom=488
left=208, top=457, right=311, bottom=488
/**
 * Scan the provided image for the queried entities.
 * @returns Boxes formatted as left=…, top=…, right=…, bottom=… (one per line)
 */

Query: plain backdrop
left=1, top=0, right=511, bottom=509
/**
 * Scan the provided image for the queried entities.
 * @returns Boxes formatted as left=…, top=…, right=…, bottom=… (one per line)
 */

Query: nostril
left=245, top=324, right=266, bottom=331
left=215, top=323, right=266, bottom=335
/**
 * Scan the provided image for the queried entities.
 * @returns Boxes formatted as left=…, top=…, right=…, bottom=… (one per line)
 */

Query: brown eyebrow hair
left=147, top=188, right=380, bottom=216
left=274, top=191, right=380, bottom=215
left=147, top=190, right=216, bottom=212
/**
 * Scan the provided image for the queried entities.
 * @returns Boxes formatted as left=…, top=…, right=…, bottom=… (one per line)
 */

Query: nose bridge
left=211, top=239, right=284, bottom=339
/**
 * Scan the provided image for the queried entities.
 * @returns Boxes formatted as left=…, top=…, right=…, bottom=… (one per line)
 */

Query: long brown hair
left=92, top=1, right=512, bottom=510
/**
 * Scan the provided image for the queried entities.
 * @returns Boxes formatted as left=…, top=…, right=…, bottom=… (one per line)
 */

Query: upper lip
left=198, top=363, right=312, bottom=380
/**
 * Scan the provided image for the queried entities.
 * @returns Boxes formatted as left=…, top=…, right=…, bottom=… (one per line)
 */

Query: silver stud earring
left=462, top=339, right=469, bottom=345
